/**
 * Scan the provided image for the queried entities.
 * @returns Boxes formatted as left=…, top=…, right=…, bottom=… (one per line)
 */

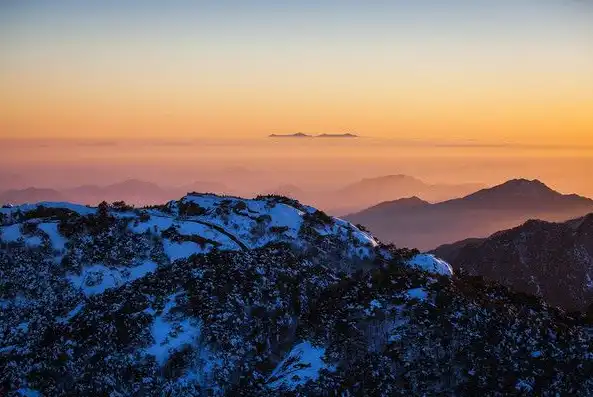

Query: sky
left=1, top=0, right=592, bottom=145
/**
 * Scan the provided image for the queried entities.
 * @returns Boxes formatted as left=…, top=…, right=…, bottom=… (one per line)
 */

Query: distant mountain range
left=345, top=179, right=593, bottom=251
left=267, top=175, right=484, bottom=215
left=0, top=187, right=67, bottom=204
left=268, top=133, right=358, bottom=138
left=330, top=175, right=484, bottom=213
left=432, top=214, right=593, bottom=313
left=0, top=179, right=233, bottom=207
left=0, top=174, right=484, bottom=214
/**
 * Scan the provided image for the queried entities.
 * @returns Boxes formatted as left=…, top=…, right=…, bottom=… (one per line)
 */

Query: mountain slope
left=432, top=214, right=593, bottom=312
left=1, top=195, right=592, bottom=396
left=0, top=188, right=66, bottom=205
left=330, top=174, right=483, bottom=212
left=269, top=175, right=484, bottom=215
left=0, top=174, right=482, bottom=215
left=1, top=180, right=230, bottom=207
left=453, top=178, right=593, bottom=210
left=346, top=179, right=593, bottom=250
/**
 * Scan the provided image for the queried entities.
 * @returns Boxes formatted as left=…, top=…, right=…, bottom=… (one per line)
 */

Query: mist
left=2, top=137, right=593, bottom=204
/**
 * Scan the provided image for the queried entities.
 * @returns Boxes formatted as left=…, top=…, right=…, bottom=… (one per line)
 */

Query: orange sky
left=1, top=1, right=592, bottom=145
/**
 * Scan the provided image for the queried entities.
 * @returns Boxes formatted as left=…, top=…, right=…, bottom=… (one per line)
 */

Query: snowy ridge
left=1, top=194, right=451, bottom=288
left=1, top=194, right=593, bottom=395
left=407, top=253, right=454, bottom=276
left=0, top=193, right=459, bottom=395
left=166, top=193, right=379, bottom=253
left=0, top=202, right=96, bottom=217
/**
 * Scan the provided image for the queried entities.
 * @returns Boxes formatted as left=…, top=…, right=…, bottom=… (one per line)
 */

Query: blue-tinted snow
left=38, top=222, right=67, bottom=251
left=406, top=288, right=428, bottom=301
left=267, top=341, right=334, bottom=390
left=0, top=224, right=22, bottom=242
left=16, top=389, right=42, bottom=397
left=0, top=202, right=95, bottom=217
left=67, top=260, right=158, bottom=296
left=407, top=254, right=453, bottom=276
left=56, top=303, right=85, bottom=324
left=145, top=293, right=201, bottom=366
left=163, top=240, right=206, bottom=261
left=0, top=224, right=43, bottom=247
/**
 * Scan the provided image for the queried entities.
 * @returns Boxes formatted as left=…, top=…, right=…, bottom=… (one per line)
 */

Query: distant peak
left=316, top=133, right=358, bottom=138
left=461, top=178, right=564, bottom=204
left=395, top=196, right=429, bottom=205
left=268, top=132, right=358, bottom=138
left=371, top=196, right=430, bottom=210
left=502, top=178, right=547, bottom=187
left=489, top=178, right=555, bottom=194
left=269, top=133, right=312, bottom=138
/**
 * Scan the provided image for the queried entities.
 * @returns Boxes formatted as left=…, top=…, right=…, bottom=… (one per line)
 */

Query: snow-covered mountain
left=1, top=194, right=592, bottom=396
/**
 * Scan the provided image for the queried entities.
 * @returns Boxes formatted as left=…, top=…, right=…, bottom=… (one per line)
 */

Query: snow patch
left=38, top=222, right=68, bottom=251
left=585, top=273, right=593, bottom=290
left=267, top=203, right=304, bottom=235
left=68, top=260, right=158, bottom=296
left=145, top=293, right=201, bottom=366
left=364, top=299, right=383, bottom=315
left=406, top=288, right=428, bottom=301
left=515, top=379, right=534, bottom=392
left=163, top=240, right=205, bottom=261
left=172, top=195, right=376, bottom=257
left=25, top=236, right=42, bottom=247
left=176, top=221, right=240, bottom=250
left=0, top=224, right=23, bottom=242
left=407, top=254, right=453, bottom=276
left=57, top=303, right=85, bottom=324
left=267, top=341, right=334, bottom=390
left=0, top=202, right=95, bottom=216
left=16, top=389, right=42, bottom=397
left=1, top=224, right=44, bottom=247
left=129, top=215, right=174, bottom=234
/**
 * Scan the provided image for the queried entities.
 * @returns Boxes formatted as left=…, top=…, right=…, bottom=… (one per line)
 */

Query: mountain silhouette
left=0, top=187, right=65, bottom=204
left=269, top=133, right=312, bottom=138
left=345, top=179, right=593, bottom=250
left=0, top=179, right=230, bottom=207
left=256, top=175, right=484, bottom=215
left=453, top=178, right=581, bottom=209
left=316, top=133, right=358, bottom=138
left=321, top=175, right=484, bottom=213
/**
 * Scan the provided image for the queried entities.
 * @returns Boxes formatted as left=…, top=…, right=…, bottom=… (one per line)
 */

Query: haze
left=1, top=1, right=592, bottom=201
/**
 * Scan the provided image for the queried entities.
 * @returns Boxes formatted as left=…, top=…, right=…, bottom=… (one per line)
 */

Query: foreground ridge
left=1, top=194, right=592, bottom=396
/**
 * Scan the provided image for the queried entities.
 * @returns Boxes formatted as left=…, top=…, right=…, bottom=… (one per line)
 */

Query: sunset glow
left=1, top=1, right=592, bottom=144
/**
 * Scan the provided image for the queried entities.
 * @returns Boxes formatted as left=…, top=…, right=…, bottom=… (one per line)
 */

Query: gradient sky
left=1, top=0, right=592, bottom=143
